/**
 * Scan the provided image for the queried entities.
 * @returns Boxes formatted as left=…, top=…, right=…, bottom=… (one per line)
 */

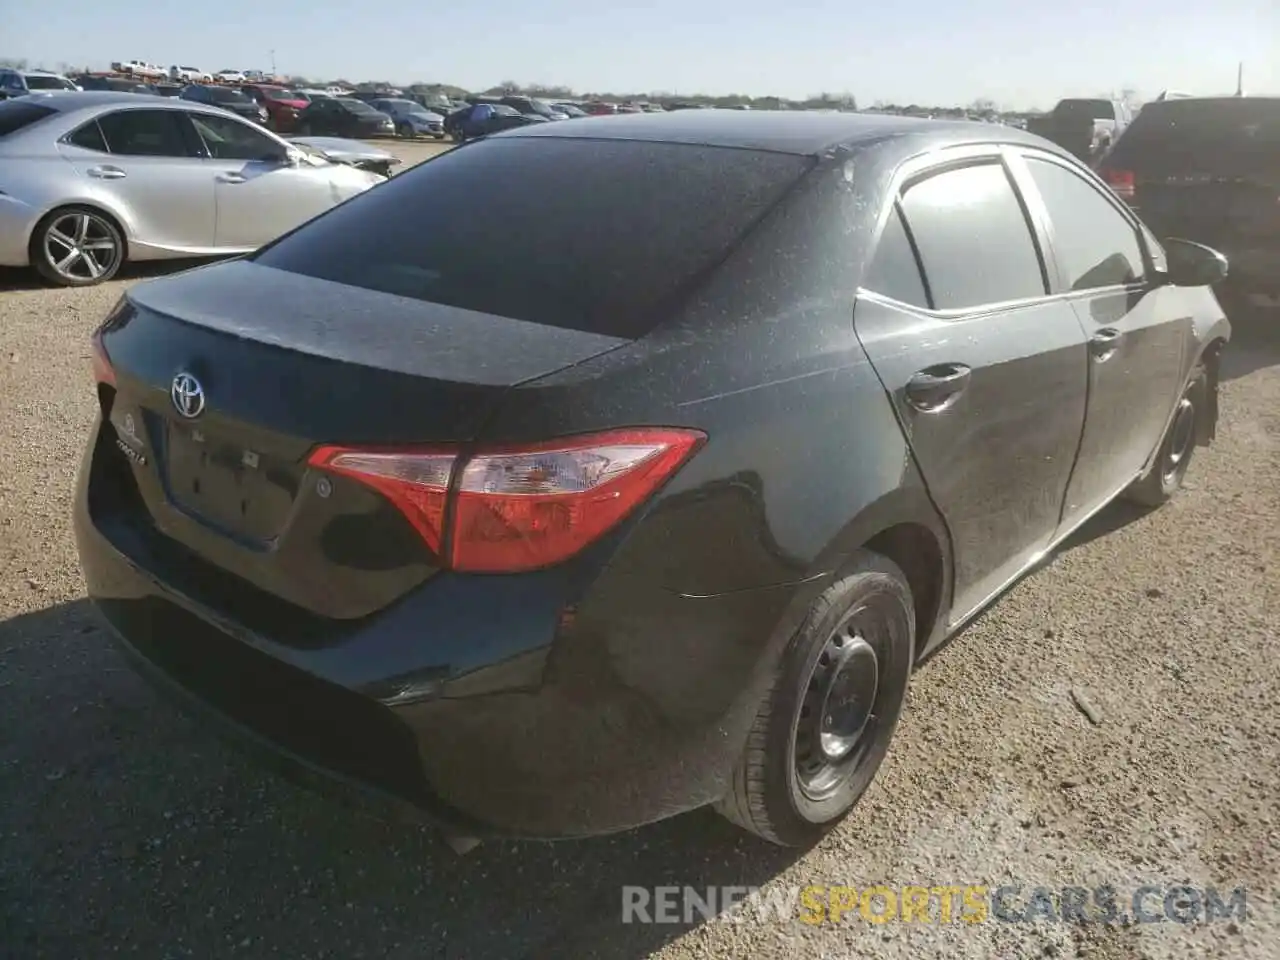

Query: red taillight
left=308, top=446, right=455, bottom=552
left=308, top=428, right=705, bottom=573
left=91, top=330, right=115, bottom=386
left=1103, top=167, right=1135, bottom=201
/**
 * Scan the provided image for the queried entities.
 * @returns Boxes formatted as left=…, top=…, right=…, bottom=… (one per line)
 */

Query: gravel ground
left=0, top=143, right=1277, bottom=959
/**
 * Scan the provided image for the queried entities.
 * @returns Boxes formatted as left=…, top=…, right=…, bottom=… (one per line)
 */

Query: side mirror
left=1162, top=238, right=1229, bottom=288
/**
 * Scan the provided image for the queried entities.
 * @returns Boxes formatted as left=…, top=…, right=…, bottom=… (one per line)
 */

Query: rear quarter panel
left=480, top=157, right=951, bottom=695
left=439, top=156, right=952, bottom=821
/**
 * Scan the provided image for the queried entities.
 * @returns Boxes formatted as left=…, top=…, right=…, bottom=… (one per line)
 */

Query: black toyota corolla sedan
left=76, top=111, right=1230, bottom=847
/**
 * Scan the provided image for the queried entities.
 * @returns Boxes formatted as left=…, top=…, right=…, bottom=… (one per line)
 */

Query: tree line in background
left=0, top=58, right=1142, bottom=116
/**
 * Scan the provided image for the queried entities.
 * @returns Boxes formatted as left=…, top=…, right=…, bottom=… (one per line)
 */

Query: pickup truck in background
left=1026, top=98, right=1134, bottom=164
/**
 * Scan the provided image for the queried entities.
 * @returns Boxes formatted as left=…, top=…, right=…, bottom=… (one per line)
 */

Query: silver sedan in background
left=0, top=91, right=386, bottom=287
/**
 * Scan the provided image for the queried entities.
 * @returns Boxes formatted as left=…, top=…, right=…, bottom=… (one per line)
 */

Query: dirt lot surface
left=1, top=141, right=1277, bottom=959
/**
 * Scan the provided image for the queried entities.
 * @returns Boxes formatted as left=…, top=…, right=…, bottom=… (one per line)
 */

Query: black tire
left=715, top=551, right=916, bottom=846
left=297, top=122, right=311, bottom=136
left=396, top=122, right=413, bottom=139
left=1124, top=362, right=1207, bottom=507
left=30, top=206, right=125, bottom=288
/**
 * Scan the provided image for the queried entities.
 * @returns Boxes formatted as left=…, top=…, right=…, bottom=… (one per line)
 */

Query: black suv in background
left=180, top=84, right=269, bottom=124
left=1098, top=96, right=1280, bottom=296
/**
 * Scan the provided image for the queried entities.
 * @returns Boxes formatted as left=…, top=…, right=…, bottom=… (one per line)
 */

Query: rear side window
left=1107, top=99, right=1280, bottom=175
left=66, top=120, right=108, bottom=152
left=1026, top=158, right=1144, bottom=290
left=0, top=100, right=56, bottom=137
left=863, top=205, right=929, bottom=307
left=253, top=137, right=813, bottom=338
left=899, top=162, right=1046, bottom=310
left=97, top=110, right=191, bottom=157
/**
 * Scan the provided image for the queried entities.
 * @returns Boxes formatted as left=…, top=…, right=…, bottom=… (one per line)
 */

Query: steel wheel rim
left=43, top=213, right=120, bottom=282
left=794, top=605, right=884, bottom=801
left=1163, top=396, right=1195, bottom=484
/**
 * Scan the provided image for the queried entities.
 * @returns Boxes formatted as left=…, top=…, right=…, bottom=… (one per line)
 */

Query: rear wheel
left=297, top=121, right=311, bottom=136
left=396, top=122, right=414, bottom=139
left=715, top=552, right=915, bottom=846
left=30, top=207, right=125, bottom=288
left=1124, top=362, right=1207, bottom=507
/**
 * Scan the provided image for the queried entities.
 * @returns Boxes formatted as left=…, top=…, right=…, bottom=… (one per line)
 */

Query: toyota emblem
left=171, top=372, right=206, bottom=419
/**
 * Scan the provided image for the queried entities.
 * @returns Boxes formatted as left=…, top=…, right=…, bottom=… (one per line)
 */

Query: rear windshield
left=0, top=100, right=56, bottom=136
left=1055, top=99, right=1114, bottom=121
left=25, top=75, right=77, bottom=91
left=208, top=87, right=250, bottom=103
left=1108, top=99, right=1280, bottom=173
left=253, top=137, right=811, bottom=338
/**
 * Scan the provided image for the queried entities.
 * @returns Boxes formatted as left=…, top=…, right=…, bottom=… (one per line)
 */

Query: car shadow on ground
left=0, top=259, right=220, bottom=293
left=0, top=599, right=804, bottom=959
left=1220, top=298, right=1280, bottom=382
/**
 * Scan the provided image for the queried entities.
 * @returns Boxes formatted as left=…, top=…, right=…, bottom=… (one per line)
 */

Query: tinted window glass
left=97, top=110, right=191, bottom=157
left=1027, top=159, right=1144, bottom=290
left=0, top=100, right=56, bottom=136
left=254, top=138, right=812, bottom=338
left=208, top=87, right=250, bottom=103
left=1055, top=99, right=1114, bottom=121
left=864, top=205, right=929, bottom=307
left=899, top=163, right=1045, bottom=309
left=26, top=75, right=77, bottom=91
left=189, top=112, right=280, bottom=160
left=66, top=120, right=108, bottom=152
left=1107, top=99, right=1280, bottom=175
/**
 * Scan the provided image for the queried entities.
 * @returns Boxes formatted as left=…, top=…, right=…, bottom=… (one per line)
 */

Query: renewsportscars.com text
left=621, top=883, right=1249, bottom=926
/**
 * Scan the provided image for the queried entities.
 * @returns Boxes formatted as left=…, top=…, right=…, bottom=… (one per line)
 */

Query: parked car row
left=109, top=62, right=271, bottom=84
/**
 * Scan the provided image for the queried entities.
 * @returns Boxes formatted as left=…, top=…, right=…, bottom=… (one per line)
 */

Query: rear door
left=1013, top=150, right=1190, bottom=527
left=61, top=108, right=216, bottom=250
left=853, top=149, right=1090, bottom=621
left=186, top=111, right=343, bottom=249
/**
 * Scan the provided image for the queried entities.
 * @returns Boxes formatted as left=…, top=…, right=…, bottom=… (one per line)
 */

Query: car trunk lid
left=94, top=260, right=626, bottom=622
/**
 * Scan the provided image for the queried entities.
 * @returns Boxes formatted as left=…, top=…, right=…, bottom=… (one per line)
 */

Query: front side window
left=899, top=162, right=1046, bottom=310
left=95, top=110, right=192, bottom=158
left=189, top=112, right=280, bottom=160
left=1026, top=158, right=1144, bottom=291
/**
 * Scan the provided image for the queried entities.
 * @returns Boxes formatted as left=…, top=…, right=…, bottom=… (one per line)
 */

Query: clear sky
left=5, top=0, right=1277, bottom=109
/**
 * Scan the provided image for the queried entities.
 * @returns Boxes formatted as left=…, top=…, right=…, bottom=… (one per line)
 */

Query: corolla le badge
left=171, top=372, right=206, bottom=419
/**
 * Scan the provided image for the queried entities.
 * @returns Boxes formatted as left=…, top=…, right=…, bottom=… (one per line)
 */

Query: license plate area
left=164, top=421, right=298, bottom=542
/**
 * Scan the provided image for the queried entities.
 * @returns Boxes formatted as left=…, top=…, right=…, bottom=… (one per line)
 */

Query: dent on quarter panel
left=482, top=156, right=912, bottom=599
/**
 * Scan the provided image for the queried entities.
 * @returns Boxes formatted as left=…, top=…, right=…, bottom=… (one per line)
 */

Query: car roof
left=499, top=108, right=1057, bottom=156
left=1139, top=94, right=1280, bottom=106
left=18, top=90, right=250, bottom=117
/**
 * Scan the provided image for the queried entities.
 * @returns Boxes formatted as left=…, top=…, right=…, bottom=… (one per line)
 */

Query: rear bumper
left=74, top=416, right=793, bottom=838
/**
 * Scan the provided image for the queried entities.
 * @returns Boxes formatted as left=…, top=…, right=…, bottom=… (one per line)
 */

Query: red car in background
left=241, top=84, right=310, bottom=133
left=582, top=101, right=618, bottom=115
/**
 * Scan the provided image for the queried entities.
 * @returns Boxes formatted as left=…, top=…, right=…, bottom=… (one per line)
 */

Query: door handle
left=215, top=173, right=247, bottom=184
left=87, top=166, right=126, bottom=180
left=1090, top=328, right=1121, bottom=360
left=905, top=363, right=971, bottom=411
